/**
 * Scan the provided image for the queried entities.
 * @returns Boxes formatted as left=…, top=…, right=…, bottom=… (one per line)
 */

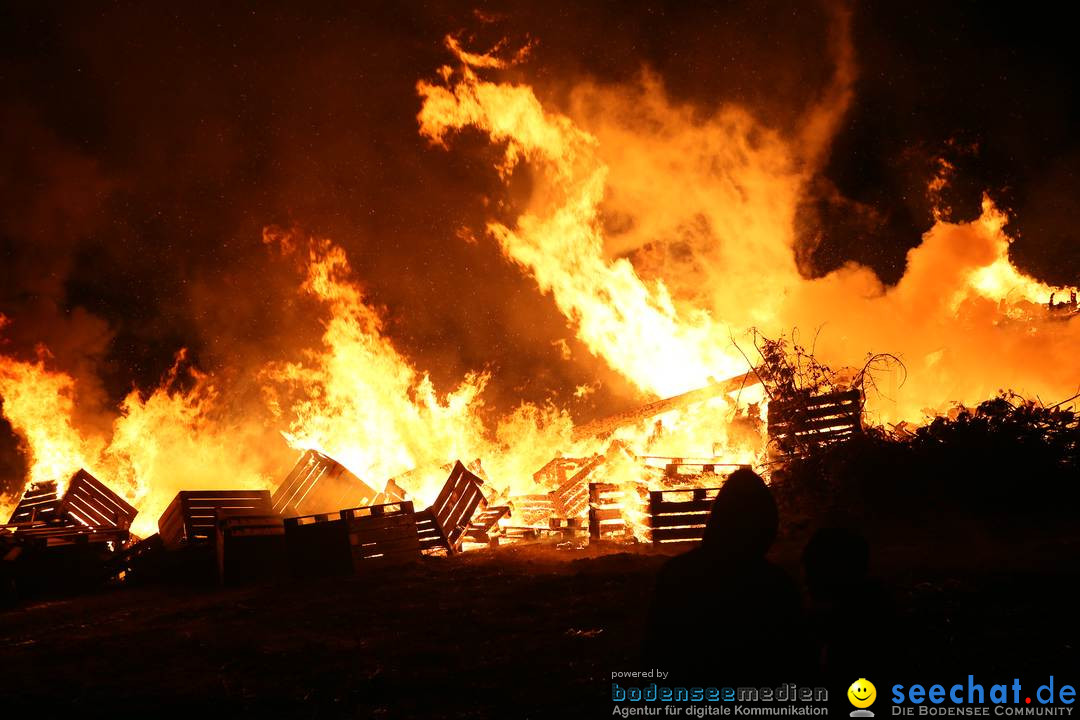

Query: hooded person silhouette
left=642, top=468, right=808, bottom=684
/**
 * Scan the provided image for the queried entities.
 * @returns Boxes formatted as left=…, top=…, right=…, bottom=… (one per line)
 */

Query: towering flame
left=260, top=229, right=493, bottom=502
left=416, top=34, right=1079, bottom=424
left=419, top=48, right=751, bottom=397
left=0, top=338, right=101, bottom=494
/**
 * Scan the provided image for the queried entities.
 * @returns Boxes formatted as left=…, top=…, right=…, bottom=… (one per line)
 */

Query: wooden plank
left=649, top=512, right=710, bottom=528
left=769, top=413, right=860, bottom=434
left=351, top=524, right=419, bottom=543
left=341, top=502, right=413, bottom=520
left=589, top=507, right=623, bottom=522
left=768, top=389, right=860, bottom=413
left=352, top=535, right=422, bottom=555
left=773, top=426, right=858, bottom=445
left=651, top=526, right=709, bottom=542
left=572, top=371, right=762, bottom=441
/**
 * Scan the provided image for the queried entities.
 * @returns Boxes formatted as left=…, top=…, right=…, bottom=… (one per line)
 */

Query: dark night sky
left=1, top=1, right=1077, bottom=487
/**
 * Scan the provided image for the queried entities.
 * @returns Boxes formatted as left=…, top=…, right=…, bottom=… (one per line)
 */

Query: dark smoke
left=799, top=1, right=1080, bottom=286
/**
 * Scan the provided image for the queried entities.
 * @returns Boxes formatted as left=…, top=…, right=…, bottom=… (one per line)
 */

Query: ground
left=2, top=521, right=1078, bottom=718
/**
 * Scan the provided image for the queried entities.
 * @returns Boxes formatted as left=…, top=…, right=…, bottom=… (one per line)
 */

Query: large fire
left=0, top=28, right=1077, bottom=537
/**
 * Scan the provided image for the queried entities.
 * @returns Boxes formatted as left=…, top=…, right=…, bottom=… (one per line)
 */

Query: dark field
left=2, top=520, right=1077, bottom=718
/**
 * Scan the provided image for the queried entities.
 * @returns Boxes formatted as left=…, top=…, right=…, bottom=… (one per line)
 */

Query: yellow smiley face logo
left=848, top=679, right=877, bottom=708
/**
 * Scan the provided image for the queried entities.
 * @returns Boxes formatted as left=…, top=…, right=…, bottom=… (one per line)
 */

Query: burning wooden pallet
left=1, top=470, right=137, bottom=594
left=158, top=490, right=272, bottom=549
left=272, top=449, right=380, bottom=517
left=416, top=461, right=485, bottom=554
left=342, top=501, right=421, bottom=570
left=64, top=470, right=138, bottom=529
left=6, top=482, right=61, bottom=526
left=283, top=512, right=353, bottom=578
left=546, top=457, right=601, bottom=519
left=5, top=470, right=137, bottom=532
left=215, top=512, right=286, bottom=585
left=767, top=388, right=863, bottom=457
left=646, top=487, right=722, bottom=546
left=2, top=471, right=136, bottom=596
left=464, top=505, right=510, bottom=546
left=588, top=482, right=631, bottom=542
left=507, top=494, right=555, bottom=527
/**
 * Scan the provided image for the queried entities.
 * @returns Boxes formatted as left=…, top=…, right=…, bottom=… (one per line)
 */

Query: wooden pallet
left=342, top=501, right=420, bottom=570
left=588, top=483, right=632, bottom=542
left=416, top=461, right=485, bottom=553
left=215, top=513, right=286, bottom=585
left=6, top=481, right=62, bottom=526
left=646, top=486, right=722, bottom=545
left=158, top=490, right=272, bottom=549
left=58, top=470, right=137, bottom=530
left=283, top=512, right=354, bottom=578
left=546, top=457, right=602, bottom=518
left=272, top=449, right=379, bottom=517
left=4, top=470, right=136, bottom=558
left=464, top=505, right=510, bottom=545
left=588, top=483, right=626, bottom=541
left=767, top=388, right=862, bottom=456
left=507, top=494, right=555, bottom=527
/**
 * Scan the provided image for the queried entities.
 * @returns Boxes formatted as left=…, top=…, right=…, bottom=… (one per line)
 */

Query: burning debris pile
left=2, top=322, right=1075, bottom=604
left=0, top=363, right=808, bottom=599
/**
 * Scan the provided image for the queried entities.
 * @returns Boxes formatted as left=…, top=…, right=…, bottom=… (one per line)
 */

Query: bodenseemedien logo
left=849, top=678, right=877, bottom=717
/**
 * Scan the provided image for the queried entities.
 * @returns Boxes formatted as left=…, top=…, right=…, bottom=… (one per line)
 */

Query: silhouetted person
left=802, top=527, right=894, bottom=681
left=643, top=469, right=808, bottom=684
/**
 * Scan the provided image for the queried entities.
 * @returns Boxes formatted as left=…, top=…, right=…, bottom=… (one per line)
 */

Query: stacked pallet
left=1, top=470, right=137, bottom=595
left=342, top=501, right=421, bottom=570
left=646, top=487, right=722, bottom=546
left=588, top=483, right=630, bottom=542
left=767, top=388, right=863, bottom=457
left=158, top=489, right=273, bottom=549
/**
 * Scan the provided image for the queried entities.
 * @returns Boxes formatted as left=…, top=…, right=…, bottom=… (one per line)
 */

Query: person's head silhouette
left=701, top=468, right=778, bottom=562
